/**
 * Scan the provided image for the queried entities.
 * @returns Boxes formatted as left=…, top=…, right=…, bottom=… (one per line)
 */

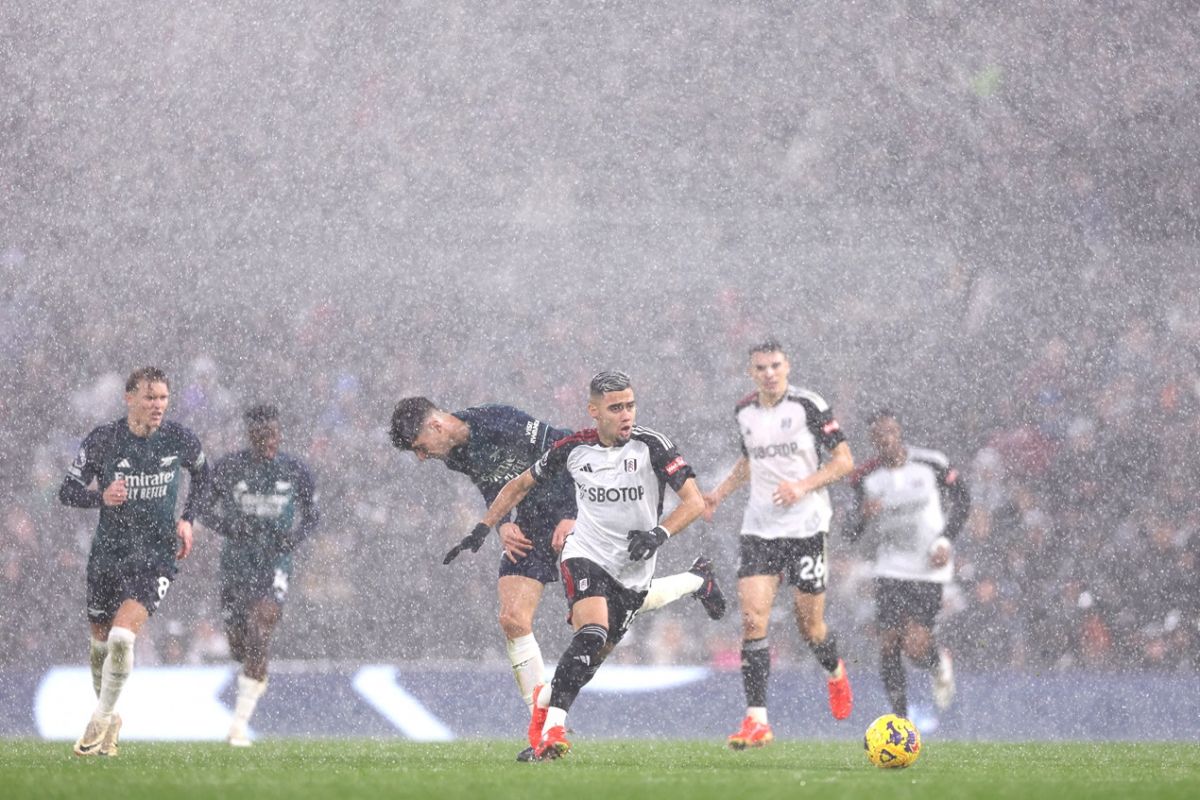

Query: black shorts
left=86, top=556, right=176, bottom=625
left=738, top=533, right=829, bottom=593
left=874, top=577, right=944, bottom=630
left=498, top=512, right=562, bottom=585
left=559, top=557, right=648, bottom=648
left=220, top=567, right=289, bottom=627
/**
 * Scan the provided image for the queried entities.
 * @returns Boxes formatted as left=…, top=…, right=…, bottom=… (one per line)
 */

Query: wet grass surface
left=3, top=738, right=1199, bottom=799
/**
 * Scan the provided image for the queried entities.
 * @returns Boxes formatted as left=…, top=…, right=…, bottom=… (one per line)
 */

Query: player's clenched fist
left=626, top=526, right=668, bottom=561
left=102, top=479, right=128, bottom=506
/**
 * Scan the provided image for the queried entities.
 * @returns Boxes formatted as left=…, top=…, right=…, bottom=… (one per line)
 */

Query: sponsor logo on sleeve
left=664, top=456, right=687, bottom=475
left=822, top=419, right=841, bottom=435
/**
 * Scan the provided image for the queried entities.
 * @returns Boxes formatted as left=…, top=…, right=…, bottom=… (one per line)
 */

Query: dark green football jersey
left=60, top=418, right=209, bottom=568
left=201, top=450, right=319, bottom=583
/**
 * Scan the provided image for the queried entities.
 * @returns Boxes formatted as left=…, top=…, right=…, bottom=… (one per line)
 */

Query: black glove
left=444, top=523, right=491, bottom=564
left=627, top=526, right=669, bottom=561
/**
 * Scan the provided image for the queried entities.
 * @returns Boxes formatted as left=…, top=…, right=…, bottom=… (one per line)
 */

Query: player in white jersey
left=468, top=371, right=706, bottom=762
left=704, top=341, right=856, bottom=748
left=848, top=409, right=970, bottom=718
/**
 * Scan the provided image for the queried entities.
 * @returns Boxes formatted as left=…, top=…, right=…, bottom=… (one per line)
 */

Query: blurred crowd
left=3, top=2, right=1199, bottom=673
left=3, top=249, right=1197, bottom=674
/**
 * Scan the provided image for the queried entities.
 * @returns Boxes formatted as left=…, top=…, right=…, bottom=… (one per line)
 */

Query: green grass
left=3, top=739, right=1199, bottom=800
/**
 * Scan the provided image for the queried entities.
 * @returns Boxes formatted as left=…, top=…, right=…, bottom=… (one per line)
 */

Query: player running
left=59, top=367, right=210, bottom=757
left=847, top=409, right=970, bottom=718
left=389, top=396, right=724, bottom=730
left=463, top=371, right=707, bottom=761
left=704, top=340, right=856, bottom=748
left=200, top=404, right=320, bottom=746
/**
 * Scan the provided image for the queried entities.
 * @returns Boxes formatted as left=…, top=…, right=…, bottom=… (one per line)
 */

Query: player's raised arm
left=443, top=468, right=538, bottom=564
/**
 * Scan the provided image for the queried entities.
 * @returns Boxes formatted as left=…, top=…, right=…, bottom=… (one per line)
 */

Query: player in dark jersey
left=390, top=398, right=723, bottom=732
left=59, top=366, right=210, bottom=757
left=847, top=409, right=970, bottom=718
left=704, top=340, right=856, bottom=748
left=200, top=404, right=319, bottom=747
left=466, top=371, right=706, bottom=761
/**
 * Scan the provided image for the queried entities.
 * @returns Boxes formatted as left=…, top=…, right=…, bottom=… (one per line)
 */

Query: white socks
left=89, top=637, right=108, bottom=698
left=95, top=627, right=135, bottom=722
left=506, top=633, right=545, bottom=712
left=544, top=706, right=567, bottom=734
left=233, top=672, right=268, bottom=728
left=641, top=571, right=704, bottom=612
left=747, top=706, right=768, bottom=724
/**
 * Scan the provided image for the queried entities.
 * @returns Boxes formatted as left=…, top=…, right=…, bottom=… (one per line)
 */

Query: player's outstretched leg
left=640, top=570, right=703, bottom=612
left=687, top=557, right=727, bottom=620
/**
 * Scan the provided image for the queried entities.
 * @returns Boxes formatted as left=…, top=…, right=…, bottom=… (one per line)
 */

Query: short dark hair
left=244, top=404, right=279, bottom=426
left=867, top=408, right=900, bottom=427
left=390, top=397, right=437, bottom=450
left=125, top=367, right=169, bottom=393
left=749, top=339, right=786, bottom=357
left=589, top=370, right=633, bottom=399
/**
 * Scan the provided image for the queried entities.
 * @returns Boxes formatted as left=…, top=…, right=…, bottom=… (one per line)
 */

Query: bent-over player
left=389, top=397, right=724, bottom=736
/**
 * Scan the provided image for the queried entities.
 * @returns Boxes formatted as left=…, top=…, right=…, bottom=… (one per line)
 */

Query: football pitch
left=3, top=739, right=1198, bottom=800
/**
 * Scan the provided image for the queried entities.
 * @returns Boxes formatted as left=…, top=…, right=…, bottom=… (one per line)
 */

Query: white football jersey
left=854, top=446, right=958, bottom=583
left=734, top=385, right=846, bottom=540
left=531, top=425, right=695, bottom=591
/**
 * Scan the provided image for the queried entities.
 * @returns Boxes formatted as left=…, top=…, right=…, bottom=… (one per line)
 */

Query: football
left=863, top=714, right=921, bottom=768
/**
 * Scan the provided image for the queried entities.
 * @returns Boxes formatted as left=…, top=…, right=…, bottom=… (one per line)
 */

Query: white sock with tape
left=506, top=633, right=545, bottom=712
left=95, top=627, right=135, bottom=722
